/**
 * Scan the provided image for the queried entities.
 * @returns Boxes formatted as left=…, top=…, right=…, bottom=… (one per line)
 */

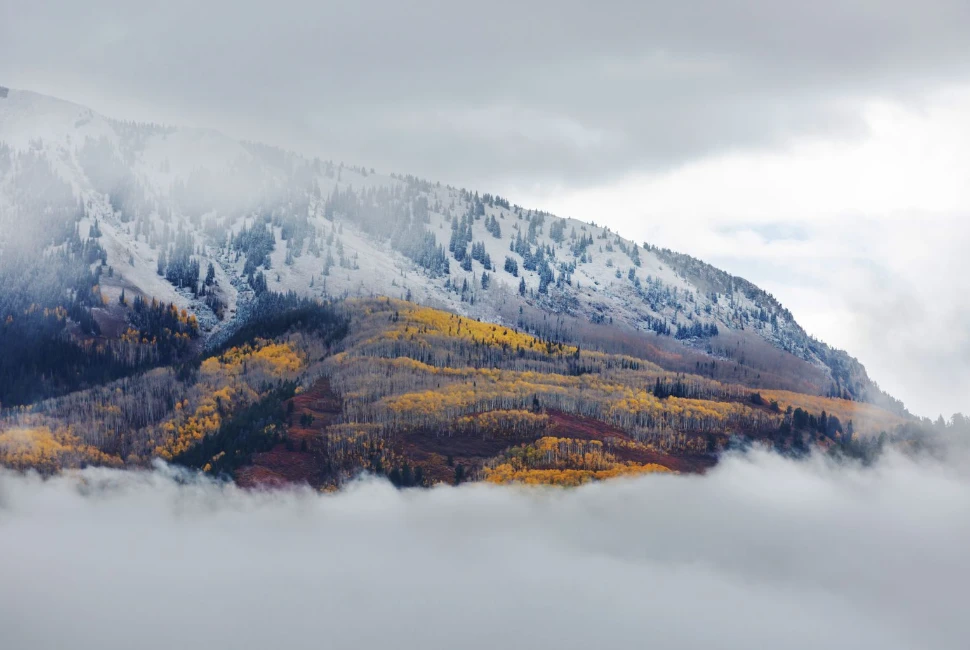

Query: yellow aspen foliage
left=359, top=301, right=580, bottom=356
left=0, top=426, right=120, bottom=473
left=152, top=339, right=306, bottom=459
left=482, top=436, right=672, bottom=485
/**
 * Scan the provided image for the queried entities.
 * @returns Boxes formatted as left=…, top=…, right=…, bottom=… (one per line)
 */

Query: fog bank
left=1, top=451, right=968, bottom=650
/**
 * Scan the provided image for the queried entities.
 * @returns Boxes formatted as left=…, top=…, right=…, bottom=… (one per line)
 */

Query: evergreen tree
left=504, top=256, right=519, bottom=276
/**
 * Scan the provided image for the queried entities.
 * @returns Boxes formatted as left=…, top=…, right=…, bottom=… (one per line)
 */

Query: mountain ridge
left=0, top=86, right=903, bottom=415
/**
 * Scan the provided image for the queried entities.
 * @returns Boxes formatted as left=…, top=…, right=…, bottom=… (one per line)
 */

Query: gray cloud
left=3, top=1, right=970, bottom=187
left=2, top=452, right=970, bottom=650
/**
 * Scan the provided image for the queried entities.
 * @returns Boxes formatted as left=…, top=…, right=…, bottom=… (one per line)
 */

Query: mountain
left=0, top=87, right=913, bottom=484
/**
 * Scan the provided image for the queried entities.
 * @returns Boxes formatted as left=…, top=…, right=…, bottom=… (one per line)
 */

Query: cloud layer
left=2, top=452, right=969, bottom=650
left=5, top=1, right=970, bottom=187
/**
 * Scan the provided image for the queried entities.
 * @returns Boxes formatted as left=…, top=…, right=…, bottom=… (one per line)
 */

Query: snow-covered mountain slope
left=0, top=87, right=899, bottom=408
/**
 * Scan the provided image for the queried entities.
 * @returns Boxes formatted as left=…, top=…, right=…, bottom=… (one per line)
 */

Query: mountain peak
left=0, top=89, right=901, bottom=415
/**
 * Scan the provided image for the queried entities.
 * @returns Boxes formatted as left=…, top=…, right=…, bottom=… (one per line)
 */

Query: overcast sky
left=2, top=452, right=970, bottom=650
left=3, top=0, right=970, bottom=416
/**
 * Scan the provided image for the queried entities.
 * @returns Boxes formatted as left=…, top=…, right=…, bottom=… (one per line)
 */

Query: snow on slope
left=0, top=89, right=115, bottom=150
left=0, top=86, right=881, bottom=399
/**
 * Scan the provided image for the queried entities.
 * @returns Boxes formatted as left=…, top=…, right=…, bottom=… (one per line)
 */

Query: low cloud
left=2, top=451, right=969, bottom=650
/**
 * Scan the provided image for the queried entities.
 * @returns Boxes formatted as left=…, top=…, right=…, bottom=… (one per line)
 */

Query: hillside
left=0, top=297, right=909, bottom=486
left=0, top=87, right=914, bottom=483
left=0, top=88, right=901, bottom=400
